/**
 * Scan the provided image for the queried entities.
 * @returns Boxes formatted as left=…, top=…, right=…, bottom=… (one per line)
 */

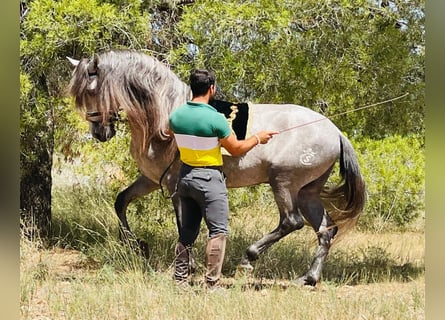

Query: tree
left=20, top=0, right=425, bottom=237
left=20, top=0, right=150, bottom=237
left=170, top=0, right=424, bottom=138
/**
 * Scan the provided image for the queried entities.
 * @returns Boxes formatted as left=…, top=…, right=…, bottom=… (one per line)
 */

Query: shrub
left=352, top=135, right=425, bottom=231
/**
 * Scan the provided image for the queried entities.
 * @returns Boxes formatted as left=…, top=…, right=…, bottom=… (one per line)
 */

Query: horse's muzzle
left=90, top=122, right=116, bottom=142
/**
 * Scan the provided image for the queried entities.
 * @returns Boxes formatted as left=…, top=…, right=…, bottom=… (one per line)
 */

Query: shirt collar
left=187, top=101, right=217, bottom=112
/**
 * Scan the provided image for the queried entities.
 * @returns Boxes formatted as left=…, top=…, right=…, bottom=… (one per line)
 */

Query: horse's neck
left=129, top=137, right=177, bottom=179
left=171, top=81, right=191, bottom=108
left=126, top=60, right=188, bottom=179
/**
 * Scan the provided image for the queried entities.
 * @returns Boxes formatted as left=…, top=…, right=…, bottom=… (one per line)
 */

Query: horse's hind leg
left=294, top=175, right=338, bottom=286
left=115, top=174, right=159, bottom=257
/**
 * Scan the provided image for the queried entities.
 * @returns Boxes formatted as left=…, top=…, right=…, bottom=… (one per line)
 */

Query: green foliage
left=20, top=0, right=151, bottom=235
left=354, top=135, right=425, bottom=231
left=227, top=185, right=274, bottom=214
left=51, top=182, right=177, bottom=271
left=325, top=244, right=423, bottom=284
left=21, top=0, right=150, bottom=58
left=54, top=118, right=140, bottom=194
left=171, top=0, right=424, bottom=138
left=21, top=0, right=152, bottom=168
left=20, top=67, right=55, bottom=236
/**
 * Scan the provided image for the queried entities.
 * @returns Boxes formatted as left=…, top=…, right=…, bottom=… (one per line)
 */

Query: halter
left=85, top=111, right=119, bottom=124
left=159, top=150, right=180, bottom=199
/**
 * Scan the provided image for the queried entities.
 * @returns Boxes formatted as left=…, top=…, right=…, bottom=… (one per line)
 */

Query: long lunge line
left=278, top=93, right=408, bottom=134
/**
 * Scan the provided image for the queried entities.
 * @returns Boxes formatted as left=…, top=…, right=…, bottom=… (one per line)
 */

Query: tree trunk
left=20, top=75, right=54, bottom=239
left=20, top=139, right=53, bottom=239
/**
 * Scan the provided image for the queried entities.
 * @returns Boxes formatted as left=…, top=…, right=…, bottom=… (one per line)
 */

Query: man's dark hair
left=189, top=69, right=216, bottom=97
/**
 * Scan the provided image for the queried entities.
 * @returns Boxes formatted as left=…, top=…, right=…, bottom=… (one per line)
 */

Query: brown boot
left=205, top=234, right=227, bottom=289
left=174, top=242, right=192, bottom=286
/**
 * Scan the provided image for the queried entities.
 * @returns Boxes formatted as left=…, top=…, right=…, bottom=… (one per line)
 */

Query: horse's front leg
left=238, top=182, right=305, bottom=273
left=115, top=174, right=159, bottom=257
left=238, top=211, right=305, bottom=271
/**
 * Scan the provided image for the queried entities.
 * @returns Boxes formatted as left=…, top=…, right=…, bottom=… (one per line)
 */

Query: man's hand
left=220, top=130, right=279, bottom=157
left=255, top=130, right=279, bottom=145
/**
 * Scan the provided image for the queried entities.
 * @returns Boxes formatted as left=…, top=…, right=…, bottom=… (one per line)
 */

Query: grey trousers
left=176, top=165, right=229, bottom=246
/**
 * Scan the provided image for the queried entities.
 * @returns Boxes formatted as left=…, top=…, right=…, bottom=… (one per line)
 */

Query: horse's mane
left=68, top=49, right=190, bottom=155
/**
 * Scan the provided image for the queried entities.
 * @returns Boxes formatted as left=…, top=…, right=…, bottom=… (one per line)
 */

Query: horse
left=67, top=49, right=366, bottom=286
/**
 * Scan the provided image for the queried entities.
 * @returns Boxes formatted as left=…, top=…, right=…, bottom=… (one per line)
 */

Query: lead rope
left=159, top=150, right=180, bottom=199
left=278, top=93, right=409, bottom=134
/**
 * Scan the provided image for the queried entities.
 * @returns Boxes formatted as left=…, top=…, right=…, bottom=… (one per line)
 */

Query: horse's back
left=249, top=103, right=338, bottom=133
left=248, top=103, right=341, bottom=157
left=223, top=103, right=342, bottom=187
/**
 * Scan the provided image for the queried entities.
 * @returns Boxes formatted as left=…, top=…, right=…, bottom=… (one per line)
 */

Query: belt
left=182, top=163, right=223, bottom=172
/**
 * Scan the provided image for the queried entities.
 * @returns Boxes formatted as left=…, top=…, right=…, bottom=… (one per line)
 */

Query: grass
left=20, top=182, right=425, bottom=319
left=20, top=236, right=425, bottom=320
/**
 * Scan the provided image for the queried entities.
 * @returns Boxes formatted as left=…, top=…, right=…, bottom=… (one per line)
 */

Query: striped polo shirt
left=169, top=101, right=232, bottom=166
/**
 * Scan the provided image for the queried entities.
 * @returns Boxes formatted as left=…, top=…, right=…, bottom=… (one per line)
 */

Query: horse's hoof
left=246, top=245, right=260, bottom=261
left=136, top=239, right=150, bottom=259
left=291, top=275, right=317, bottom=287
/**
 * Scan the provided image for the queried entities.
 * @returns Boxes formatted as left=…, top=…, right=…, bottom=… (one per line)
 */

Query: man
left=169, top=69, right=277, bottom=289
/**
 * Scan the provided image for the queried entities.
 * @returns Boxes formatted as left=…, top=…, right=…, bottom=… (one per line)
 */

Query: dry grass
left=21, top=228, right=424, bottom=320
left=20, top=181, right=425, bottom=319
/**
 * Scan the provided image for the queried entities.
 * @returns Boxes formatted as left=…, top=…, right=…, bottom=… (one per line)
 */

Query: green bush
left=353, top=135, right=425, bottom=231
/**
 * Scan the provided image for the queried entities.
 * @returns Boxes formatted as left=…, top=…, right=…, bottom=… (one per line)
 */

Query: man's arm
left=220, top=130, right=278, bottom=157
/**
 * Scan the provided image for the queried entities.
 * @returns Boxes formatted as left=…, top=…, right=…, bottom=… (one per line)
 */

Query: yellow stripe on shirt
left=177, top=146, right=223, bottom=166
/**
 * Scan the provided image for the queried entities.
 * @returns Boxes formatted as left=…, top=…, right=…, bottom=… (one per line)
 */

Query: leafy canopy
left=171, top=0, right=424, bottom=138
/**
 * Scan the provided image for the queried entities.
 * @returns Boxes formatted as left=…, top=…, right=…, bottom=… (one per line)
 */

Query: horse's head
left=67, top=50, right=192, bottom=155
left=67, top=55, right=117, bottom=142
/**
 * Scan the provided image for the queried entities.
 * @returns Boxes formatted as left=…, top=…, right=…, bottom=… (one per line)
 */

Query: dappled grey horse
left=67, top=50, right=366, bottom=286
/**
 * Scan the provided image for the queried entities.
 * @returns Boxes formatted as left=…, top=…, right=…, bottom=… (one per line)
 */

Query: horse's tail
left=322, top=134, right=366, bottom=238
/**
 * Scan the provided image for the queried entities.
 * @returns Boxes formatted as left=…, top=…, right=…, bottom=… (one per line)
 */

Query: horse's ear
left=67, top=56, right=80, bottom=66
